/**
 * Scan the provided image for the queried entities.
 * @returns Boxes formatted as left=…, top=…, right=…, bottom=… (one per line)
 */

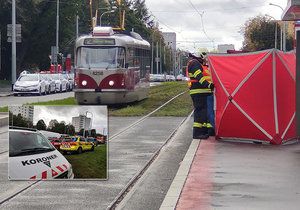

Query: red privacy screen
left=208, top=49, right=296, bottom=145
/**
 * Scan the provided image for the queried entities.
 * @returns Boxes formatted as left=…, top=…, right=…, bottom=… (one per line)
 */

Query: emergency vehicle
left=9, top=127, right=74, bottom=180
left=60, top=136, right=94, bottom=154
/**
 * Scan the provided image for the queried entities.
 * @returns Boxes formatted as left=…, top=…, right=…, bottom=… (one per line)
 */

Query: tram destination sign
left=84, top=38, right=115, bottom=45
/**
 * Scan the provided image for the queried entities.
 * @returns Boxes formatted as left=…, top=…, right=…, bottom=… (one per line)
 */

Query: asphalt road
left=0, top=117, right=185, bottom=210
left=0, top=92, right=74, bottom=107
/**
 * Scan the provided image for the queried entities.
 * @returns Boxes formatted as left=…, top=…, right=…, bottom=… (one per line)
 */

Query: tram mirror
left=125, top=63, right=129, bottom=68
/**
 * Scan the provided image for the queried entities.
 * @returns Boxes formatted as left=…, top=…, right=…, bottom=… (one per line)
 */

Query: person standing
left=187, top=53, right=214, bottom=139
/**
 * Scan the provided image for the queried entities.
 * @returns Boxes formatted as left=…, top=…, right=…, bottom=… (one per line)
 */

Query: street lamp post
left=269, top=3, right=286, bottom=51
left=100, top=10, right=115, bottom=26
left=266, top=15, right=278, bottom=49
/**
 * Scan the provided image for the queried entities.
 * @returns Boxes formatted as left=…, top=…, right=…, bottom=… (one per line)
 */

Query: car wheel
left=77, top=147, right=82, bottom=154
left=91, top=146, right=94, bottom=151
left=38, top=87, right=42, bottom=96
left=60, top=85, right=62, bottom=92
left=13, top=93, right=18, bottom=96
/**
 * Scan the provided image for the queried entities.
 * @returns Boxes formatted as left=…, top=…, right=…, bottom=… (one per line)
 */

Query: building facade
left=9, top=106, right=34, bottom=122
left=217, top=44, right=235, bottom=53
left=162, top=32, right=176, bottom=51
left=72, top=115, right=91, bottom=132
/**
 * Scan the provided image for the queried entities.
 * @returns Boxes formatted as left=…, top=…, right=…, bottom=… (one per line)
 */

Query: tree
left=51, top=121, right=66, bottom=134
left=68, top=124, right=76, bottom=136
left=9, top=112, right=32, bottom=128
left=241, top=15, right=294, bottom=51
left=78, top=128, right=84, bottom=136
left=36, top=119, right=47, bottom=130
left=90, top=129, right=97, bottom=137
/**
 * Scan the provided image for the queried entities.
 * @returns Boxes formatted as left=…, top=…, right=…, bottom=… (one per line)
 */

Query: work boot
left=208, top=128, right=215, bottom=136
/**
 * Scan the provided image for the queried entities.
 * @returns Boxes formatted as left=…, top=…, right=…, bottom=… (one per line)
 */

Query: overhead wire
left=187, top=0, right=215, bottom=48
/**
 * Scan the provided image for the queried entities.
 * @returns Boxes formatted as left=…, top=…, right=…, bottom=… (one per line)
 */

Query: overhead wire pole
left=12, top=0, right=16, bottom=85
left=55, top=0, right=59, bottom=73
left=269, top=3, right=286, bottom=51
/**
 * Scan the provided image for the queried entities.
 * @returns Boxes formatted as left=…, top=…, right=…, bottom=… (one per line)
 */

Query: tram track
left=0, top=90, right=189, bottom=209
left=107, top=111, right=193, bottom=210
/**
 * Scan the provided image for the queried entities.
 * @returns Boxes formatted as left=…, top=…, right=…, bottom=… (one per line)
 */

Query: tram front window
left=77, top=47, right=125, bottom=69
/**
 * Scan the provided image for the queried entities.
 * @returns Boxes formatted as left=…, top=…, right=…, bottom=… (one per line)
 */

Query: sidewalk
left=161, top=136, right=300, bottom=210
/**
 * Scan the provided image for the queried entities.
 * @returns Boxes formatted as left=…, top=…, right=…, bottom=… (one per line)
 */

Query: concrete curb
left=0, top=115, right=9, bottom=127
left=159, top=139, right=201, bottom=210
left=0, top=93, right=13, bottom=97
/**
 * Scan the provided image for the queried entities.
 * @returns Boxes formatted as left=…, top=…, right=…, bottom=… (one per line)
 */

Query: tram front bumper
left=74, top=89, right=135, bottom=105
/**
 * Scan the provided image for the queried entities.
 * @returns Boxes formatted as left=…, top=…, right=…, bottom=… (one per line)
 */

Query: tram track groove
left=0, top=90, right=189, bottom=208
left=0, top=150, right=8, bottom=155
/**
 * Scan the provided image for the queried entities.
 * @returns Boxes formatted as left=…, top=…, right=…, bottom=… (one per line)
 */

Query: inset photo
left=8, top=105, right=107, bottom=180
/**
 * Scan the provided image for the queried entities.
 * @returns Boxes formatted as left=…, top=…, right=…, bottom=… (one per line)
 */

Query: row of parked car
left=13, top=72, right=74, bottom=96
left=149, top=74, right=188, bottom=82
left=49, top=135, right=105, bottom=154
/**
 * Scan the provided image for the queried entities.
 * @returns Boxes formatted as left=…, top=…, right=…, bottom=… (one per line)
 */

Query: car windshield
left=62, top=137, right=77, bottom=142
left=77, top=47, right=125, bottom=69
left=18, top=74, right=39, bottom=81
left=9, top=131, right=55, bottom=157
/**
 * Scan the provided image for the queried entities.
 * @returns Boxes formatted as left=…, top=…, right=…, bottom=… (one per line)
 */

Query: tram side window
left=127, top=48, right=135, bottom=67
left=117, top=48, right=125, bottom=68
left=127, top=47, right=150, bottom=78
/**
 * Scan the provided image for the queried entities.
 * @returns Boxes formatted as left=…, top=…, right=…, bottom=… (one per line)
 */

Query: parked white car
left=9, top=127, right=74, bottom=180
left=49, top=74, right=67, bottom=92
left=40, top=74, right=56, bottom=94
left=67, top=73, right=74, bottom=91
left=61, top=74, right=73, bottom=91
left=13, top=74, right=46, bottom=96
left=176, top=74, right=185, bottom=81
left=166, top=75, right=176, bottom=81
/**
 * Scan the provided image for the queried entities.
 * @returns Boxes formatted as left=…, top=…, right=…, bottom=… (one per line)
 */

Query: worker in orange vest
left=187, top=53, right=214, bottom=139
left=202, top=62, right=215, bottom=136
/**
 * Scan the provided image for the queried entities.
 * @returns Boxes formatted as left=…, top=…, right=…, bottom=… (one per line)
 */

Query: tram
left=74, top=26, right=151, bottom=104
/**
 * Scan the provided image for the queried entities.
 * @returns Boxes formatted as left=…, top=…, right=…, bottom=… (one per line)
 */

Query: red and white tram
left=74, top=26, right=151, bottom=104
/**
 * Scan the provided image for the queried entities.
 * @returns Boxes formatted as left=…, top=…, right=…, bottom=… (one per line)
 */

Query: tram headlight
left=109, top=80, right=114, bottom=86
left=82, top=80, right=87, bottom=86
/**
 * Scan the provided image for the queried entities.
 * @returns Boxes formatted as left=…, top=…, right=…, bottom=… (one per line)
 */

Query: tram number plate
left=92, top=71, right=103, bottom=75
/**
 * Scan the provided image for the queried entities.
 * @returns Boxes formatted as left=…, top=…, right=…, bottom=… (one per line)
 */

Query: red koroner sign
left=208, top=49, right=296, bottom=145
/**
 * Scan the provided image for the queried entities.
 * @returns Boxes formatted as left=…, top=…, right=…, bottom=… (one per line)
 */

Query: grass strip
left=0, top=106, right=8, bottom=112
left=109, top=81, right=190, bottom=116
left=152, top=91, right=193, bottom=117
left=29, top=97, right=77, bottom=105
left=63, top=145, right=107, bottom=179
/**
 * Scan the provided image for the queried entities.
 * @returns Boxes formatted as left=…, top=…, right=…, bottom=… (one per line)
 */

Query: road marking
left=159, top=138, right=200, bottom=209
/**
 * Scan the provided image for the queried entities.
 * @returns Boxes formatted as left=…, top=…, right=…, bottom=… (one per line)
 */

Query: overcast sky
left=145, top=0, right=287, bottom=52
left=33, top=106, right=108, bottom=135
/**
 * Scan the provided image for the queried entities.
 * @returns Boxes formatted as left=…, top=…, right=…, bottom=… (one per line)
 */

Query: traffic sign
left=7, top=24, right=21, bottom=37
left=7, top=36, right=21, bottom=43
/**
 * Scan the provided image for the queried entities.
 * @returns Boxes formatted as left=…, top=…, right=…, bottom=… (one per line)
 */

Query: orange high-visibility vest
left=186, top=62, right=212, bottom=88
